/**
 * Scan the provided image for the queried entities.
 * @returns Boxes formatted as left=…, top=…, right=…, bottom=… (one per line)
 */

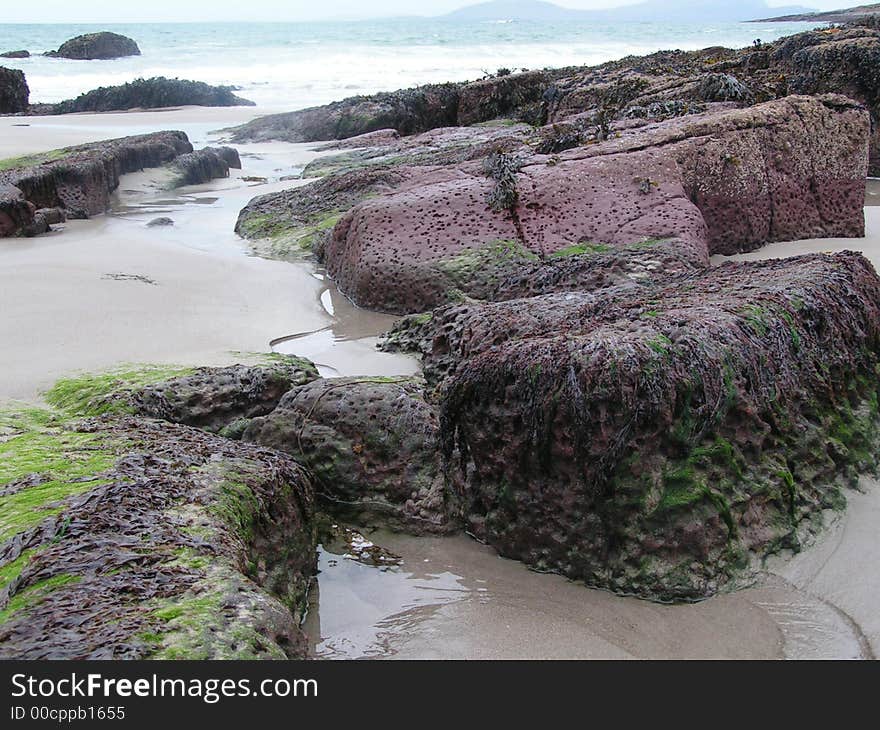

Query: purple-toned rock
left=431, top=252, right=880, bottom=600
left=324, top=95, right=868, bottom=313
left=244, top=377, right=454, bottom=534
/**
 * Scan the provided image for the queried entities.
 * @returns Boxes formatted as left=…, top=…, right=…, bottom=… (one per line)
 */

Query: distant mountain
left=442, top=0, right=818, bottom=23
left=754, top=3, right=880, bottom=22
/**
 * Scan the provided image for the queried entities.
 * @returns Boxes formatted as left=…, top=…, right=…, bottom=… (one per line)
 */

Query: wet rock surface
left=0, top=413, right=317, bottom=659
left=244, top=377, right=453, bottom=534
left=386, top=252, right=880, bottom=600
left=321, top=95, right=866, bottom=313
left=0, top=66, right=28, bottom=114
left=0, top=132, right=236, bottom=236
left=132, top=358, right=320, bottom=432
left=46, top=32, right=141, bottom=60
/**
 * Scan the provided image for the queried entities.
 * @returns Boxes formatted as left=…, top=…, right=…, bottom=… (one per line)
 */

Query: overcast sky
left=1, top=1, right=849, bottom=24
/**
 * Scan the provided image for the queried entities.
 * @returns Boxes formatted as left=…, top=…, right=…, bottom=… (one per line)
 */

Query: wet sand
left=1, top=108, right=878, bottom=659
left=0, top=109, right=416, bottom=402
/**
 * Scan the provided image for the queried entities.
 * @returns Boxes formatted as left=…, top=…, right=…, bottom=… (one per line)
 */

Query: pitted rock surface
left=244, top=377, right=454, bottom=534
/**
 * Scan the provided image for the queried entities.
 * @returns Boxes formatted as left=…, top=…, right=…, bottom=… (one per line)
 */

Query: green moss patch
left=550, top=242, right=612, bottom=257
left=0, top=148, right=68, bottom=172
left=45, top=364, right=195, bottom=417
left=238, top=210, right=345, bottom=259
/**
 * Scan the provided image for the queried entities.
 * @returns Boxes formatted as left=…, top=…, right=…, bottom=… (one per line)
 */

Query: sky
left=0, top=0, right=851, bottom=24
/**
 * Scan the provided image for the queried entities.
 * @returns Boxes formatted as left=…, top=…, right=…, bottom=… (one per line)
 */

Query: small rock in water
left=147, top=217, right=174, bottom=227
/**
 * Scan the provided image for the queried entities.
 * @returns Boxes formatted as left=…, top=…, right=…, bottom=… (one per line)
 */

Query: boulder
left=323, top=95, right=868, bottom=313
left=146, top=216, right=174, bottom=227
left=169, top=146, right=241, bottom=188
left=131, top=359, right=320, bottom=432
left=0, top=66, right=28, bottom=113
left=430, top=252, right=880, bottom=600
left=0, top=51, right=29, bottom=59
left=47, top=32, right=141, bottom=60
left=0, top=185, right=33, bottom=237
left=0, top=414, right=317, bottom=659
left=51, top=77, right=255, bottom=114
left=244, top=377, right=454, bottom=534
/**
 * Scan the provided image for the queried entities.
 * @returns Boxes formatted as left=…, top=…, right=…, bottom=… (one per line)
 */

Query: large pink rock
left=325, top=95, right=869, bottom=313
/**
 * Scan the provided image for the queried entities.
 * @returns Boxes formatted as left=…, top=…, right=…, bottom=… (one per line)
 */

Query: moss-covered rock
left=243, top=376, right=455, bottom=534
left=0, top=405, right=316, bottom=659
left=391, top=252, right=880, bottom=600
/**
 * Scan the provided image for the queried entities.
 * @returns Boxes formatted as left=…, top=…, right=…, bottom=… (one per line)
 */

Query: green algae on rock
left=385, top=252, right=880, bottom=600
left=0, top=406, right=317, bottom=659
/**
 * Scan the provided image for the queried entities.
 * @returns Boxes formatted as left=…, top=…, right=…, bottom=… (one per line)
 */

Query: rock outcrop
left=0, top=412, right=317, bottom=659
left=51, top=77, right=255, bottom=114
left=0, top=132, right=236, bottom=237
left=0, top=51, right=29, bottom=59
left=322, top=95, right=868, bottom=313
left=46, top=32, right=141, bottom=60
left=229, top=72, right=545, bottom=143
left=228, top=24, right=880, bottom=173
left=0, top=66, right=28, bottom=114
left=243, top=377, right=453, bottom=534
left=385, top=252, right=880, bottom=600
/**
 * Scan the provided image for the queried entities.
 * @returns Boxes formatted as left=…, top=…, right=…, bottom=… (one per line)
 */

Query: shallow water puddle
left=305, top=540, right=469, bottom=659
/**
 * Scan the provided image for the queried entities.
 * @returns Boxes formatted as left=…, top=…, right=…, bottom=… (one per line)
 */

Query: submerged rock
left=0, top=66, right=28, bottom=114
left=146, top=216, right=174, bottom=227
left=46, top=32, right=141, bottom=60
left=51, top=77, right=255, bottom=114
left=244, top=377, right=454, bottom=534
left=0, top=412, right=317, bottom=659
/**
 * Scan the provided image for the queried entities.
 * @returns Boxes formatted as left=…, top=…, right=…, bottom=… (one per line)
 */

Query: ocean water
left=0, top=19, right=820, bottom=112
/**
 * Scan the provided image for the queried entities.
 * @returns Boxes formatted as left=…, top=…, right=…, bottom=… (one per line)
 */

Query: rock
left=0, top=413, right=317, bottom=659
left=430, top=252, right=880, bottom=601
left=0, top=185, right=33, bottom=237
left=320, top=128, right=401, bottom=149
left=0, top=50, right=29, bottom=59
left=51, top=77, right=255, bottom=114
left=784, top=29, right=880, bottom=173
left=0, top=131, right=194, bottom=236
left=244, top=377, right=454, bottom=534
left=22, top=210, right=49, bottom=236
left=169, top=146, right=240, bottom=188
left=35, top=207, right=66, bottom=225
left=146, top=216, right=174, bottom=227
left=46, top=32, right=141, bottom=60
left=457, top=70, right=549, bottom=126
left=323, top=95, right=868, bottom=313
left=229, top=82, right=462, bottom=143
left=0, top=66, right=28, bottom=113
left=131, top=358, right=320, bottom=432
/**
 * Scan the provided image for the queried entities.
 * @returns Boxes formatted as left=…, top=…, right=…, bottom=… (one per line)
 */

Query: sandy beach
left=0, top=109, right=415, bottom=403
left=1, top=107, right=878, bottom=660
